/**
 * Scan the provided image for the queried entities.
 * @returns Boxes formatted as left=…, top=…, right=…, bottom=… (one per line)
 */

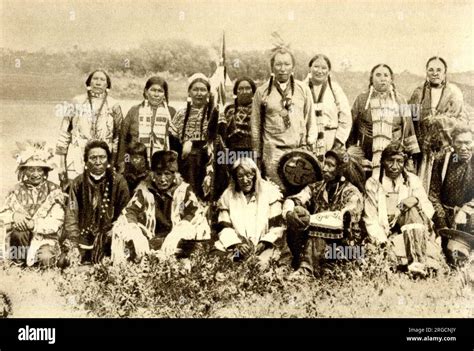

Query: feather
left=270, top=31, right=291, bottom=52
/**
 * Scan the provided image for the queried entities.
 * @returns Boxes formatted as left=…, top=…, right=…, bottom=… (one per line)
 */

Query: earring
left=187, top=96, right=192, bottom=103
left=84, top=165, right=88, bottom=170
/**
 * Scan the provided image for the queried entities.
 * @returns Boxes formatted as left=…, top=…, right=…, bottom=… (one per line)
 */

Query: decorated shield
left=277, top=149, right=322, bottom=191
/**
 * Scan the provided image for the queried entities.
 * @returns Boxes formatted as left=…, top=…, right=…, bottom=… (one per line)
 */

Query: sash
left=138, top=101, right=171, bottom=159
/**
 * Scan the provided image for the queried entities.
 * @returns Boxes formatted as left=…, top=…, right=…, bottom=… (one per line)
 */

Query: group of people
left=1, top=47, right=472, bottom=279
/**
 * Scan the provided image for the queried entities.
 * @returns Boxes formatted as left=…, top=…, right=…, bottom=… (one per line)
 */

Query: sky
left=1, top=0, right=473, bottom=74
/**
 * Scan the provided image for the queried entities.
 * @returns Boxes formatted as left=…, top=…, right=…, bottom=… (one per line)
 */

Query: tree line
left=0, top=39, right=322, bottom=81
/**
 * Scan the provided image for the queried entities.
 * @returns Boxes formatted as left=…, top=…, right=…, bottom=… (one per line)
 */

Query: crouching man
left=111, top=150, right=210, bottom=264
left=62, top=140, right=130, bottom=266
left=283, top=148, right=365, bottom=278
left=0, top=140, right=64, bottom=267
left=364, top=141, right=445, bottom=275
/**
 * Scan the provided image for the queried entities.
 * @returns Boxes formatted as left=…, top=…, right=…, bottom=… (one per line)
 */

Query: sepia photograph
left=0, top=0, right=472, bottom=342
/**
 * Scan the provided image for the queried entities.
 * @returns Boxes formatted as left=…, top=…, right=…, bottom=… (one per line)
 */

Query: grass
left=1, top=244, right=472, bottom=318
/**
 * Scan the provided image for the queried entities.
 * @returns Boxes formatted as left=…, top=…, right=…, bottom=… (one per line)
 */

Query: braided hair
left=378, top=141, right=409, bottom=184
left=365, top=63, right=398, bottom=110
left=369, top=63, right=396, bottom=91
left=269, top=48, right=296, bottom=96
left=181, top=79, right=213, bottom=141
left=81, top=140, right=115, bottom=263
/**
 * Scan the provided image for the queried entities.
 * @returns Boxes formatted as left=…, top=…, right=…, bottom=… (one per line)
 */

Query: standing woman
left=169, top=73, right=217, bottom=201
left=118, top=76, right=176, bottom=170
left=222, top=77, right=257, bottom=153
left=303, top=54, right=352, bottom=158
left=409, top=56, right=468, bottom=191
left=251, top=47, right=317, bottom=189
left=348, top=64, right=420, bottom=172
left=56, top=69, right=123, bottom=184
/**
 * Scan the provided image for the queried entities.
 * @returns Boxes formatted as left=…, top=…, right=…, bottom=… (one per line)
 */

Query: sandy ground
left=0, top=263, right=87, bottom=318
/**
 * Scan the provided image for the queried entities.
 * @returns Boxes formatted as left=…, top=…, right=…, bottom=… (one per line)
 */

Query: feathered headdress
left=12, top=140, right=56, bottom=173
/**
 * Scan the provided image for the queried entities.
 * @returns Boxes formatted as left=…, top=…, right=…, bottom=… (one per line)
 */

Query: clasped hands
left=230, top=241, right=271, bottom=261
left=13, top=213, right=34, bottom=232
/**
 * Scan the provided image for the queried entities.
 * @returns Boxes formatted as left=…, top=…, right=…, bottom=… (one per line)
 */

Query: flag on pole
left=209, top=31, right=230, bottom=112
left=204, top=31, right=231, bottom=204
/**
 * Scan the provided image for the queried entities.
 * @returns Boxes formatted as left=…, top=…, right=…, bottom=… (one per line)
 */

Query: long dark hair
left=83, top=140, right=112, bottom=163
left=369, top=64, right=395, bottom=90
left=125, top=141, right=149, bottom=171
left=143, top=76, right=169, bottom=103
left=379, top=141, right=409, bottom=184
left=181, top=80, right=214, bottom=141
left=308, top=54, right=332, bottom=70
left=230, top=77, right=256, bottom=112
left=426, top=56, right=447, bottom=71
left=268, top=48, right=296, bottom=96
left=308, top=54, right=335, bottom=104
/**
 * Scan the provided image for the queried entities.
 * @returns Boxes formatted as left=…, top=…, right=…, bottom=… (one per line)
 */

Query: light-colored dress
left=56, top=93, right=123, bottom=178
left=303, top=77, right=352, bottom=156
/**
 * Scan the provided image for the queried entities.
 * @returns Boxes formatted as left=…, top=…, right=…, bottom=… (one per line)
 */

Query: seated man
left=111, top=150, right=210, bottom=264
left=123, top=141, right=149, bottom=194
left=429, top=125, right=474, bottom=265
left=213, top=157, right=284, bottom=268
left=63, top=140, right=130, bottom=265
left=283, top=148, right=365, bottom=277
left=0, top=140, right=64, bottom=267
left=364, top=141, right=444, bottom=275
